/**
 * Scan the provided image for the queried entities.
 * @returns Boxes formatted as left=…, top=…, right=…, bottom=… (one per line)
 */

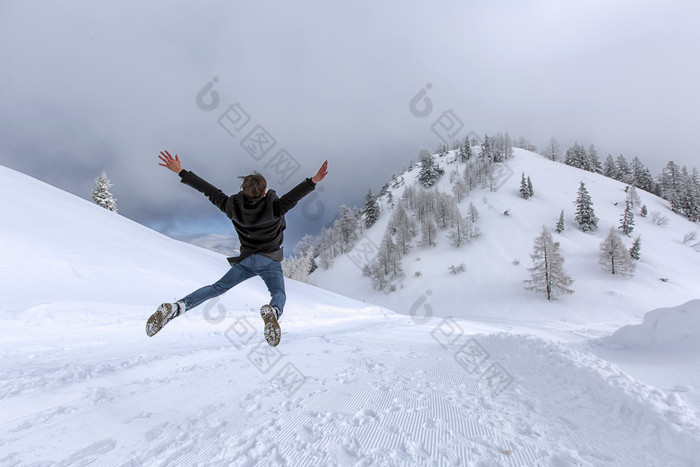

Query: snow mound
left=602, top=300, right=700, bottom=348
left=478, top=333, right=700, bottom=464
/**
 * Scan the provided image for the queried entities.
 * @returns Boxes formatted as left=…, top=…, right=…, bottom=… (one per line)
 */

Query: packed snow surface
left=1, top=161, right=700, bottom=466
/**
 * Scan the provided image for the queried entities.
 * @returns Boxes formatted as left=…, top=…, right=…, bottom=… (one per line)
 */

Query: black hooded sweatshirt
left=178, top=170, right=316, bottom=266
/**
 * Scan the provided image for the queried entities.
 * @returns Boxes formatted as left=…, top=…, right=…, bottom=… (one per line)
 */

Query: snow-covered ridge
left=313, top=147, right=700, bottom=328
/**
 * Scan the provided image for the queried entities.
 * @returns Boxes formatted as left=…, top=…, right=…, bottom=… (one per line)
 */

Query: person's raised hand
left=158, top=150, right=182, bottom=173
left=312, top=160, right=328, bottom=184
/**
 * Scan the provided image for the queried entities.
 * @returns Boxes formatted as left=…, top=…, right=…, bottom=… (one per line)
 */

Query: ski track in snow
left=2, top=317, right=699, bottom=467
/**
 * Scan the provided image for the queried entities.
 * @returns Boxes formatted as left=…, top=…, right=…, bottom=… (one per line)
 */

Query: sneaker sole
left=146, top=303, right=175, bottom=337
left=260, top=305, right=281, bottom=347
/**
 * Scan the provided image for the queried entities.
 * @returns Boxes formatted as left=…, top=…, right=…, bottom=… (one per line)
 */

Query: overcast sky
left=2, top=0, right=699, bottom=253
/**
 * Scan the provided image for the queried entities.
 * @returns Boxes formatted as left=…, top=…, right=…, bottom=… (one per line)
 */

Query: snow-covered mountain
left=312, top=147, right=700, bottom=329
left=1, top=162, right=700, bottom=465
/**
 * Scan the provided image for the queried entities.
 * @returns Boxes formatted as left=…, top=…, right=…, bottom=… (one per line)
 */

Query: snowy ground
left=3, top=305, right=700, bottom=466
left=2, top=164, right=700, bottom=465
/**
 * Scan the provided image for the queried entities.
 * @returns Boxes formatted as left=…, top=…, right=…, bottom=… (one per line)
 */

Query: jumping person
left=146, top=150, right=328, bottom=346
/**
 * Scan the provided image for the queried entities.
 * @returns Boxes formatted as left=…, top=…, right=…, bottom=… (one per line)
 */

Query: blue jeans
left=179, top=254, right=286, bottom=318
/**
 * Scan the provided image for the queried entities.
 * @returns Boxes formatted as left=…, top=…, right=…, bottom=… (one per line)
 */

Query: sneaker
left=260, top=304, right=281, bottom=347
left=146, top=301, right=185, bottom=337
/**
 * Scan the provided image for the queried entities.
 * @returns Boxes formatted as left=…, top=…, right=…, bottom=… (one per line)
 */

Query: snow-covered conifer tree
left=362, top=189, right=380, bottom=229
left=457, top=137, right=473, bottom=163
left=588, top=144, right=602, bottom=173
left=603, top=154, right=619, bottom=180
left=599, top=227, right=635, bottom=276
left=519, top=173, right=530, bottom=199
left=619, top=201, right=635, bottom=236
left=527, top=176, right=534, bottom=197
left=659, top=161, right=683, bottom=214
left=629, top=235, right=641, bottom=260
left=564, top=143, right=591, bottom=171
left=92, top=172, right=118, bottom=212
left=631, top=156, right=655, bottom=193
left=640, top=204, right=648, bottom=218
left=616, top=155, right=633, bottom=184
left=555, top=210, right=565, bottom=234
left=574, top=181, right=598, bottom=232
left=418, top=150, right=444, bottom=188
left=334, top=205, right=360, bottom=253
left=479, top=135, right=493, bottom=161
left=524, top=226, right=574, bottom=301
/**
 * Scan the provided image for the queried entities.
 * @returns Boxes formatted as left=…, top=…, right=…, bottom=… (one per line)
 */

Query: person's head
left=238, top=173, right=267, bottom=198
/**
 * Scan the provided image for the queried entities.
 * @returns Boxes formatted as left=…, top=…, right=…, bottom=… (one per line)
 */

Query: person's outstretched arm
left=278, top=160, right=328, bottom=214
left=157, top=150, right=229, bottom=213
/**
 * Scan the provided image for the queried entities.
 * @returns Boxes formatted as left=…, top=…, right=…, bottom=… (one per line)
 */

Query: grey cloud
left=2, top=0, right=699, bottom=253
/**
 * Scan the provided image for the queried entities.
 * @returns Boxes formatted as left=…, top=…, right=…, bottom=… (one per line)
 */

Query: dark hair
left=238, top=173, right=267, bottom=198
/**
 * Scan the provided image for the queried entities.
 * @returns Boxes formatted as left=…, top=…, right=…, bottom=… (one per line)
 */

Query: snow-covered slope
left=312, top=148, right=700, bottom=331
left=2, top=163, right=700, bottom=465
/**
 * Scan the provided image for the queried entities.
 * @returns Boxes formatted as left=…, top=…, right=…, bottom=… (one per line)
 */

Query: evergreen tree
left=631, top=156, right=655, bottom=193
left=519, top=173, right=530, bottom=199
left=92, top=172, right=118, bottom=212
left=619, top=201, right=635, bottom=236
left=524, top=226, right=574, bottom=301
left=479, top=134, right=493, bottom=161
left=599, top=227, right=635, bottom=276
left=492, top=133, right=505, bottom=163
left=417, top=149, right=444, bottom=188
left=659, top=161, right=683, bottom=214
left=574, top=181, right=598, bottom=232
left=334, top=205, right=360, bottom=253
left=640, top=204, right=648, bottom=218
left=564, top=142, right=592, bottom=171
left=555, top=210, right=565, bottom=234
left=281, top=246, right=315, bottom=284
left=588, top=144, right=602, bottom=173
left=603, top=154, right=619, bottom=180
left=616, top=155, right=633, bottom=184
left=294, top=234, right=317, bottom=274
left=681, top=168, right=700, bottom=222
left=629, top=235, right=641, bottom=260
left=527, top=176, right=534, bottom=197
left=362, top=189, right=380, bottom=229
